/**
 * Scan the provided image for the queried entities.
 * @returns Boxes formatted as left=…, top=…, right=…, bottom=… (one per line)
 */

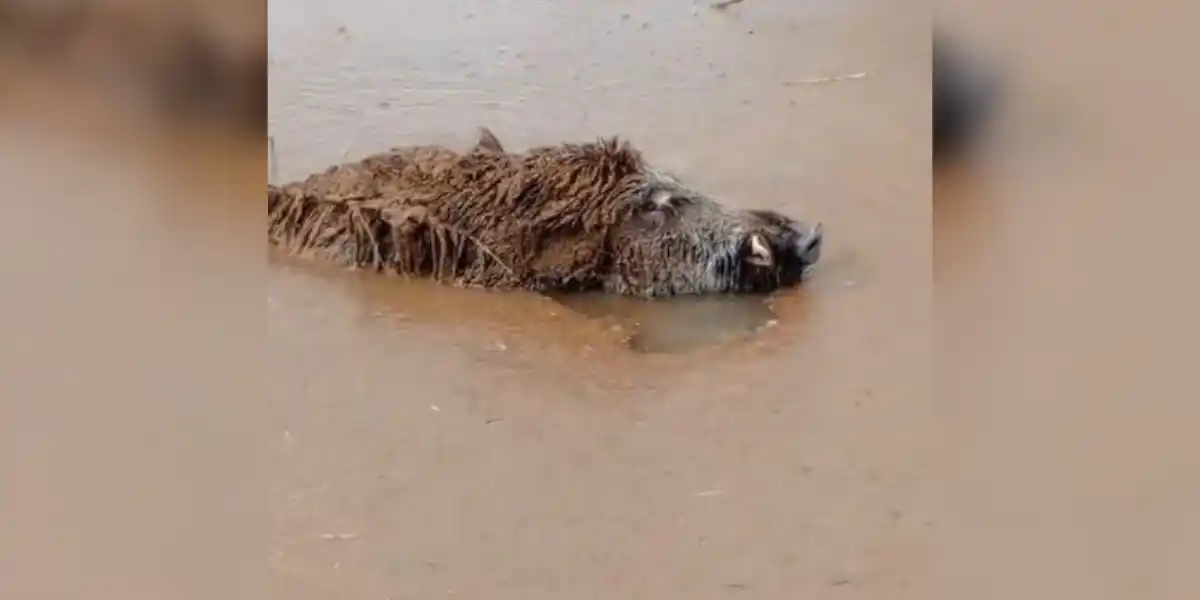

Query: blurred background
left=0, top=1, right=264, bottom=599
left=0, top=0, right=264, bottom=131
left=937, top=1, right=1200, bottom=598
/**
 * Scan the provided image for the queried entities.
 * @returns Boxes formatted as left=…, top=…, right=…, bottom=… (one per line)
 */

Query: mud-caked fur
left=267, top=128, right=823, bottom=298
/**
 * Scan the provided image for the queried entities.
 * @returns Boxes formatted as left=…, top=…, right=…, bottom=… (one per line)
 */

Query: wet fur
left=267, top=128, right=816, bottom=297
left=268, top=130, right=654, bottom=293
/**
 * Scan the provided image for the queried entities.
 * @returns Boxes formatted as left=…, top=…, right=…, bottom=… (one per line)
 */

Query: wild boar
left=268, top=128, right=824, bottom=298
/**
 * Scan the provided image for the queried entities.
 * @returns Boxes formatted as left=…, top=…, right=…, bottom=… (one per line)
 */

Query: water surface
left=269, top=1, right=928, bottom=597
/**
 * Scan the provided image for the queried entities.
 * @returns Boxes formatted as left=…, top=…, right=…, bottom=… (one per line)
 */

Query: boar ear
left=648, top=189, right=677, bottom=209
left=475, top=127, right=505, bottom=154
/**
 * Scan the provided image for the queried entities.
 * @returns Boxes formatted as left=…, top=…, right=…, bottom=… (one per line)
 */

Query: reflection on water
left=551, top=292, right=784, bottom=354
left=272, top=245, right=807, bottom=356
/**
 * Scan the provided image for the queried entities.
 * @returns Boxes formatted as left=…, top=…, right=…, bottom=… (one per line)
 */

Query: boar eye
left=642, top=210, right=667, bottom=228
left=633, top=190, right=686, bottom=228
left=647, top=189, right=685, bottom=211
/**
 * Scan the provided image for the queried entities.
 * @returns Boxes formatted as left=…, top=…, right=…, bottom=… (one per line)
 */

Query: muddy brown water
left=269, top=1, right=927, bottom=598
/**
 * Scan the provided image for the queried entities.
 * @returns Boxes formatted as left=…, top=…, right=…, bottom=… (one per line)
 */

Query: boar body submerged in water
left=268, top=129, right=823, bottom=298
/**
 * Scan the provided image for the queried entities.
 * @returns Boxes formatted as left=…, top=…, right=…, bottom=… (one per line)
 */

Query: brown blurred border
left=0, top=0, right=265, bottom=134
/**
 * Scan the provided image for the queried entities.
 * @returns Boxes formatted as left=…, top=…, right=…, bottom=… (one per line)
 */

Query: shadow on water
left=271, top=245, right=818, bottom=356
left=550, top=292, right=788, bottom=355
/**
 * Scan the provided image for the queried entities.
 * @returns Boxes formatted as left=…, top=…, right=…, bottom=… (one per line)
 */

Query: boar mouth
left=736, top=222, right=823, bottom=283
left=792, top=222, right=824, bottom=274
left=720, top=223, right=825, bottom=292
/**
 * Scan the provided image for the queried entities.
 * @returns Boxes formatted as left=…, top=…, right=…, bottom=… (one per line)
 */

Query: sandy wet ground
left=269, top=1, right=927, bottom=598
